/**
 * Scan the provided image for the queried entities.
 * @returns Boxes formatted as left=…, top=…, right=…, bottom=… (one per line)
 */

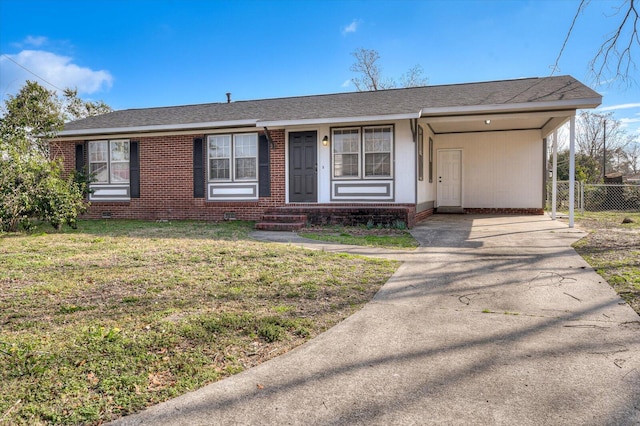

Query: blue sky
left=0, top=0, right=638, bottom=137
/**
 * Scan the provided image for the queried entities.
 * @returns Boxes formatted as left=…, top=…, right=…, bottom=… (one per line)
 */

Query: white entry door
left=437, top=149, right=462, bottom=207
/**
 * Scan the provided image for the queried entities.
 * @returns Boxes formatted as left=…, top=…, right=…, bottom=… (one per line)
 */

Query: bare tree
left=575, top=111, right=633, bottom=178
left=621, top=141, right=640, bottom=174
left=350, top=48, right=427, bottom=91
left=399, top=65, right=428, bottom=88
left=576, top=111, right=630, bottom=156
left=553, top=0, right=639, bottom=84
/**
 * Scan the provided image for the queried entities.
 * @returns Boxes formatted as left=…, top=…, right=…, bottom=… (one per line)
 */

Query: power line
left=1, top=53, right=65, bottom=92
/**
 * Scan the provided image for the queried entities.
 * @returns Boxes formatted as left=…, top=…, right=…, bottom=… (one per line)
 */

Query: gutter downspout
left=409, top=118, right=417, bottom=143
left=263, top=127, right=274, bottom=149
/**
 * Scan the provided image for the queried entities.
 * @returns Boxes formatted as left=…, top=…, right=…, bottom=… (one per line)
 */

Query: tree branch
left=589, top=0, right=639, bottom=84
left=552, top=0, right=588, bottom=75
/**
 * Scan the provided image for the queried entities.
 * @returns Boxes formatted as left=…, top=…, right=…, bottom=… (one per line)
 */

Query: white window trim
left=109, top=140, right=131, bottom=184
left=233, top=133, right=259, bottom=181
left=207, top=134, right=232, bottom=182
left=331, top=125, right=394, bottom=180
left=88, top=139, right=130, bottom=185
left=363, top=125, right=393, bottom=180
left=207, top=133, right=258, bottom=183
left=332, top=127, right=362, bottom=180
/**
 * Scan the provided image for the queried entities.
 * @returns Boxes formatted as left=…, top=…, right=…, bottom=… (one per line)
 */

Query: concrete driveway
left=113, top=215, right=640, bottom=425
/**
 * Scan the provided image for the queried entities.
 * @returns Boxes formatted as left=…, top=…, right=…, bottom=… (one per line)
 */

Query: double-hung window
left=332, top=126, right=393, bottom=179
left=364, top=127, right=392, bottom=177
left=208, top=133, right=257, bottom=182
left=333, top=128, right=360, bottom=178
left=88, top=140, right=130, bottom=184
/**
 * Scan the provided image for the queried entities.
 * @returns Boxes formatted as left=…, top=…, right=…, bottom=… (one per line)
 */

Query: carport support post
left=569, top=116, right=576, bottom=228
left=552, top=130, right=558, bottom=220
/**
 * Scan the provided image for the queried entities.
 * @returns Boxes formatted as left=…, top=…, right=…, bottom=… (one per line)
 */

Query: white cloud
left=0, top=50, right=113, bottom=96
left=24, top=36, right=48, bottom=47
left=620, top=117, right=640, bottom=124
left=342, top=19, right=361, bottom=35
left=11, top=35, right=49, bottom=48
left=599, top=103, right=640, bottom=111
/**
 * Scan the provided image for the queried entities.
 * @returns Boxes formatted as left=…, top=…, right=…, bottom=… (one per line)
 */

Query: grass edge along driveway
left=571, top=211, right=640, bottom=316
left=0, top=220, right=398, bottom=425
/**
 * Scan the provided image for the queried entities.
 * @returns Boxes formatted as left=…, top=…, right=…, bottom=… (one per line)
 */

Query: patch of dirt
left=573, top=216, right=640, bottom=315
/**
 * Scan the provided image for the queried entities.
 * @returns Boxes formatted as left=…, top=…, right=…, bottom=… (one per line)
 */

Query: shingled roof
left=59, top=75, right=601, bottom=136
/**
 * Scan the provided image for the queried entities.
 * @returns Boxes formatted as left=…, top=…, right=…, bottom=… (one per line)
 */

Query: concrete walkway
left=113, top=215, right=640, bottom=425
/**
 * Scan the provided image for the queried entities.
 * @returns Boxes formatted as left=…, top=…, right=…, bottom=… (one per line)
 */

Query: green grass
left=299, top=226, right=419, bottom=249
left=0, top=220, right=398, bottom=425
left=571, top=212, right=640, bottom=314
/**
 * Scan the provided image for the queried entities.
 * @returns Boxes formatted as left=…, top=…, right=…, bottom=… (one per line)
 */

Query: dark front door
left=289, top=131, right=317, bottom=202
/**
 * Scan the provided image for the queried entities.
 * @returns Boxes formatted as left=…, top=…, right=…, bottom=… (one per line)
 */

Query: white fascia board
left=541, top=116, right=572, bottom=138
left=424, top=109, right=576, bottom=124
left=419, top=98, right=602, bottom=117
left=57, top=119, right=259, bottom=137
left=258, top=112, right=420, bottom=127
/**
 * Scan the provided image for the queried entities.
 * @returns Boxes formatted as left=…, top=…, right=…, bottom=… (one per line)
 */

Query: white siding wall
left=416, top=126, right=435, bottom=208
left=285, top=120, right=416, bottom=204
left=394, top=121, right=415, bottom=203
left=435, top=130, right=542, bottom=208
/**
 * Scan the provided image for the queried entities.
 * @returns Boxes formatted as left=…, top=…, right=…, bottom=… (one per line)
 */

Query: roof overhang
left=257, top=112, right=420, bottom=127
left=422, top=110, right=576, bottom=136
left=419, top=97, right=602, bottom=117
left=420, top=98, right=601, bottom=137
left=57, top=119, right=259, bottom=137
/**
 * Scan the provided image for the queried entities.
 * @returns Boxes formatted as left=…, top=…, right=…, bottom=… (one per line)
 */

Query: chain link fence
left=547, top=181, right=640, bottom=213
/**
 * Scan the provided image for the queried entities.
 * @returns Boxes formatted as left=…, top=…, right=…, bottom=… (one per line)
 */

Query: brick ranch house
left=51, top=75, right=601, bottom=229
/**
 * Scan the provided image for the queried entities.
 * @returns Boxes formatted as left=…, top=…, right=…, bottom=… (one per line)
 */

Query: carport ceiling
left=422, top=110, right=573, bottom=135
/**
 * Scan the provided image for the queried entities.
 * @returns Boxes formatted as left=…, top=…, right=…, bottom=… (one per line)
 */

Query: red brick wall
left=50, top=140, right=76, bottom=175
left=414, top=208, right=434, bottom=224
left=51, top=130, right=287, bottom=221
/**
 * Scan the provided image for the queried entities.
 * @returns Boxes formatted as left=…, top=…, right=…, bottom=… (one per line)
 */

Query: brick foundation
left=270, top=204, right=417, bottom=228
left=414, top=208, right=434, bottom=223
left=462, top=208, right=545, bottom=215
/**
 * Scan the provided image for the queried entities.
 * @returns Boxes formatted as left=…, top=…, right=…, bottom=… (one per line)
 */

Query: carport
left=417, top=83, right=600, bottom=226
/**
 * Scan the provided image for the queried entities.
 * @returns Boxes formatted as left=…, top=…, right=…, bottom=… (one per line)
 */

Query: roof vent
left=226, top=92, right=231, bottom=103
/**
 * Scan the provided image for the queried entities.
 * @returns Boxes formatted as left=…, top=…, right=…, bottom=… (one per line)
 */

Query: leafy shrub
left=0, top=150, right=88, bottom=232
left=393, top=220, right=407, bottom=230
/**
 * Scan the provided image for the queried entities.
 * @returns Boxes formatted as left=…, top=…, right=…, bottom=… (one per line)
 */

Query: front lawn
left=571, top=212, right=640, bottom=315
left=0, top=220, right=397, bottom=425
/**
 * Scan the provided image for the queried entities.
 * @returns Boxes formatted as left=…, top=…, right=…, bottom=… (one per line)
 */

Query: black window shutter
left=75, top=143, right=85, bottom=172
left=130, top=141, right=140, bottom=198
left=258, top=134, right=270, bottom=197
left=193, top=138, right=205, bottom=198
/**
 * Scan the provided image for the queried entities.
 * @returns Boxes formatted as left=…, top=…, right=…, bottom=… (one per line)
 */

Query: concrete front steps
left=254, top=212, right=308, bottom=231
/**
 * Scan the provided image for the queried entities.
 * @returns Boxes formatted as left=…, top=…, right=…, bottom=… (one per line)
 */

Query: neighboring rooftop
left=59, top=75, right=601, bottom=136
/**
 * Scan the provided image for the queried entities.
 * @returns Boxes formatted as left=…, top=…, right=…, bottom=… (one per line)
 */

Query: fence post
left=580, top=181, right=584, bottom=214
